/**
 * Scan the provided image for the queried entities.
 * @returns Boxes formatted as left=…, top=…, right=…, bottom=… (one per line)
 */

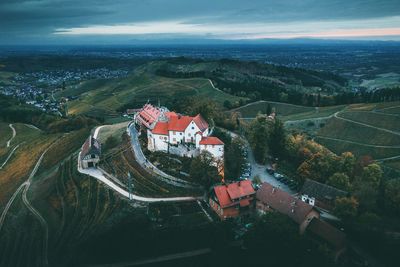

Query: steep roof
left=307, top=217, right=346, bottom=250
left=81, top=135, right=101, bottom=159
left=213, top=180, right=255, bottom=208
left=256, top=182, right=316, bottom=224
left=301, top=179, right=348, bottom=201
left=152, top=121, right=169, bottom=135
left=193, top=114, right=209, bottom=132
left=136, top=104, right=161, bottom=128
left=199, top=137, right=224, bottom=145
left=167, top=115, right=193, bottom=131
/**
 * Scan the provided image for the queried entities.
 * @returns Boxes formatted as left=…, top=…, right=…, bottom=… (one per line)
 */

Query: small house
left=209, top=180, right=256, bottom=220
left=80, top=135, right=101, bottom=168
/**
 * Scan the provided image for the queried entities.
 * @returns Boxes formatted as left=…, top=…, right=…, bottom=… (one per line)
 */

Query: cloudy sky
left=1, top=0, right=400, bottom=45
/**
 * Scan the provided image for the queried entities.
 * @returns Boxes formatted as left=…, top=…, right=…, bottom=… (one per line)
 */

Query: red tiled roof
left=137, top=104, right=161, bottom=127
left=307, top=218, right=346, bottom=250
left=193, top=114, right=209, bottom=132
left=213, top=180, right=255, bottom=208
left=168, top=115, right=193, bottom=131
left=152, top=122, right=169, bottom=135
left=165, top=111, right=178, bottom=118
left=199, top=137, right=224, bottom=145
left=227, top=180, right=255, bottom=200
left=256, top=182, right=316, bottom=224
left=80, top=135, right=101, bottom=159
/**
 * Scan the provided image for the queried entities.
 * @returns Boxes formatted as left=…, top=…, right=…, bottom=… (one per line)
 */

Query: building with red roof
left=256, top=182, right=320, bottom=233
left=209, top=180, right=256, bottom=219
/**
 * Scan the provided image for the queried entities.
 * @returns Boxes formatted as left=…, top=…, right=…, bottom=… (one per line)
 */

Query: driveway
left=224, top=129, right=294, bottom=194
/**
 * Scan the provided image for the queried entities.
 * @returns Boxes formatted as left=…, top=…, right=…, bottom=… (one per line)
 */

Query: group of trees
left=246, top=115, right=286, bottom=163
left=189, top=151, right=221, bottom=188
left=244, top=212, right=334, bottom=267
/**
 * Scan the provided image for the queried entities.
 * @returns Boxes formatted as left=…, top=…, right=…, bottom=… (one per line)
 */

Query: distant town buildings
left=80, top=135, right=101, bottom=169
left=209, top=180, right=256, bottom=219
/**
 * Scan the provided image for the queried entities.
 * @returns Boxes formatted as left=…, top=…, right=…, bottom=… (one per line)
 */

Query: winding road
left=0, top=143, right=22, bottom=170
left=6, top=124, right=16, bottom=148
left=0, top=144, right=53, bottom=267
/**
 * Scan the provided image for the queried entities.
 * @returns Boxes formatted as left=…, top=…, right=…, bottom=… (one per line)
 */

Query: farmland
left=61, top=63, right=244, bottom=121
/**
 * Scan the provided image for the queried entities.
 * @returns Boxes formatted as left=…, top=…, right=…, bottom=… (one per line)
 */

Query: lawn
left=282, top=105, right=346, bottom=122
left=315, top=136, right=400, bottom=160
left=66, top=68, right=244, bottom=119
left=0, top=122, right=12, bottom=148
left=339, top=111, right=400, bottom=132
left=234, top=100, right=314, bottom=118
left=317, top=117, right=400, bottom=146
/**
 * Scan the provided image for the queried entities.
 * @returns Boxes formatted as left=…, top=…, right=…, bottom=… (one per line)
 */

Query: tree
left=247, top=115, right=268, bottom=163
left=384, top=179, right=400, bottom=214
left=268, top=119, right=286, bottom=158
left=339, top=152, right=356, bottom=178
left=266, top=103, right=272, bottom=115
left=244, top=212, right=334, bottom=267
left=190, top=151, right=221, bottom=188
left=327, top=173, right=351, bottom=191
left=223, top=100, right=232, bottom=109
left=361, top=163, right=383, bottom=187
left=224, top=138, right=245, bottom=180
left=334, top=197, right=359, bottom=221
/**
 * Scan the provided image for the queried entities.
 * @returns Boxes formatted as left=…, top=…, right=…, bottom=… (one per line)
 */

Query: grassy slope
left=0, top=124, right=58, bottom=208
left=63, top=63, right=244, bottom=119
left=317, top=117, right=400, bottom=146
left=234, top=100, right=315, bottom=118
left=339, top=111, right=400, bottom=132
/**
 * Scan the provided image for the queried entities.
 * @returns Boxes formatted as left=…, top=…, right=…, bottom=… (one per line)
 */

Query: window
left=180, top=132, right=183, bottom=135
left=173, top=138, right=176, bottom=142
left=212, top=145, right=215, bottom=148
left=173, top=131, right=176, bottom=135
left=91, top=154, right=96, bottom=159
left=188, top=133, right=191, bottom=137
left=191, top=126, right=194, bottom=130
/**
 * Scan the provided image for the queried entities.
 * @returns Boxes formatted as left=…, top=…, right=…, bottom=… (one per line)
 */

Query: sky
left=1, top=0, right=400, bottom=45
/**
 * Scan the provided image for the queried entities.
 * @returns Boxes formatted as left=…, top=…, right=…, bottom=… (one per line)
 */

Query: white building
left=80, top=135, right=101, bottom=169
left=135, top=104, right=224, bottom=162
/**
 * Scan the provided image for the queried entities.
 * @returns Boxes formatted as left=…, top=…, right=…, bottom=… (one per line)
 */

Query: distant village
left=0, top=68, right=128, bottom=115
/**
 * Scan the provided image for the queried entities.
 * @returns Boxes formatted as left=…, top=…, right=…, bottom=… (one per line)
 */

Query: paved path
left=24, top=124, right=40, bottom=131
left=0, top=145, right=53, bottom=266
left=6, top=124, right=16, bottom=148
left=78, top=152, right=201, bottom=203
left=127, top=123, right=200, bottom=188
left=0, top=143, right=22, bottom=170
left=222, top=129, right=294, bottom=194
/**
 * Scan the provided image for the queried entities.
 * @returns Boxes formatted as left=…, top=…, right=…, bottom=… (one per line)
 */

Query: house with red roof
left=256, top=182, right=320, bottom=233
left=136, top=103, right=224, bottom=162
left=209, top=180, right=256, bottom=219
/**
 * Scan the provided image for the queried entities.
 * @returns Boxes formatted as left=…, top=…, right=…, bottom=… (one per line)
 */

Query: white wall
left=184, top=120, right=201, bottom=144
left=200, top=144, right=224, bottom=160
left=168, top=130, right=184, bottom=145
left=148, top=131, right=169, bottom=152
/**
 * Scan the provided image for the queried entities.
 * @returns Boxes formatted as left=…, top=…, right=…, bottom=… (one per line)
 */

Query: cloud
left=53, top=16, right=400, bottom=40
left=1, top=0, right=400, bottom=44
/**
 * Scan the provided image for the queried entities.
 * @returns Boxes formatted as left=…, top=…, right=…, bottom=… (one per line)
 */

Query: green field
left=61, top=65, right=245, bottom=119
left=234, top=100, right=315, bottom=118
left=339, top=111, right=400, bottom=132
left=318, top=117, right=400, bottom=146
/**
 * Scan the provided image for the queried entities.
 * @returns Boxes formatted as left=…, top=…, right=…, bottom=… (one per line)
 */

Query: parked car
left=273, top=173, right=284, bottom=179
left=266, top=167, right=275, bottom=174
